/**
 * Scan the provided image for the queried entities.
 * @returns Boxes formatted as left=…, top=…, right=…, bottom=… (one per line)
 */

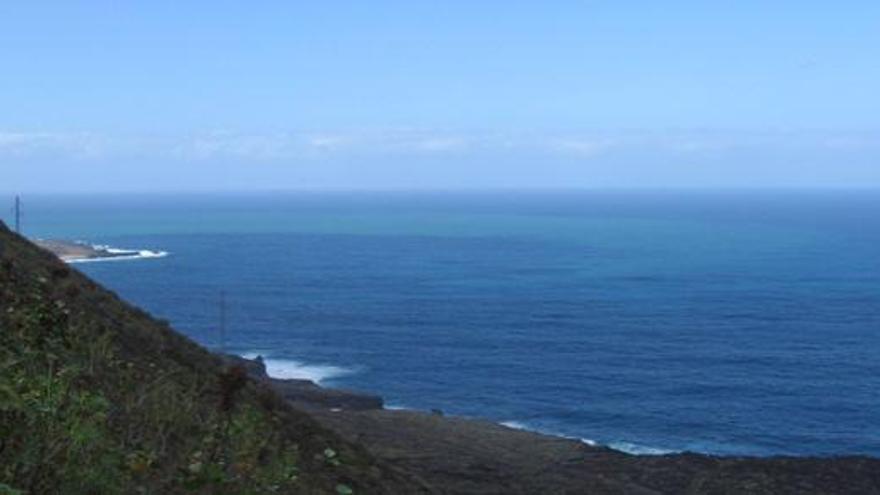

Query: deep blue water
left=9, top=191, right=880, bottom=456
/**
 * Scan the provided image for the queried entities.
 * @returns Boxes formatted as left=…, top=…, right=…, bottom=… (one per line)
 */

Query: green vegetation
left=0, top=224, right=416, bottom=494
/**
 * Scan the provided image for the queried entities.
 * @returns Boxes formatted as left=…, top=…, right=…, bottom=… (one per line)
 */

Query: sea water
left=10, top=190, right=880, bottom=456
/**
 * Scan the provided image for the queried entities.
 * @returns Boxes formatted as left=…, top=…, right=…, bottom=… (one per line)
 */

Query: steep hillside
left=0, top=222, right=426, bottom=494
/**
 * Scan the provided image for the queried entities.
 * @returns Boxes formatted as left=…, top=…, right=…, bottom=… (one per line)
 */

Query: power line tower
left=14, top=195, right=21, bottom=234
left=219, top=290, right=227, bottom=353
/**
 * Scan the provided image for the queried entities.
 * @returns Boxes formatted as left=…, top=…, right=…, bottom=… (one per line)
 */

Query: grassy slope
left=0, top=222, right=426, bottom=495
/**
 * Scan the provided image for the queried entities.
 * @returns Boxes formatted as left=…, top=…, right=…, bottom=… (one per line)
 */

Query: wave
left=499, top=420, right=679, bottom=454
left=240, top=352, right=354, bottom=384
left=499, top=420, right=529, bottom=430
left=499, top=420, right=598, bottom=446
left=66, top=244, right=169, bottom=264
left=606, top=441, right=678, bottom=456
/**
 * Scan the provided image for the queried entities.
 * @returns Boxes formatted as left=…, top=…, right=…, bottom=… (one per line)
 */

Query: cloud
left=165, top=130, right=475, bottom=160
left=306, top=134, right=350, bottom=150
left=412, top=136, right=470, bottom=152
left=0, top=131, right=152, bottom=159
left=0, top=129, right=877, bottom=163
left=175, top=132, right=296, bottom=160
left=546, top=137, right=617, bottom=157
left=0, top=131, right=93, bottom=156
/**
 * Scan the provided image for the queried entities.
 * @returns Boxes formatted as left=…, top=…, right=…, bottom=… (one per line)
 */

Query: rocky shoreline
left=223, top=354, right=880, bottom=494
left=34, top=238, right=167, bottom=263
left=35, top=239, right=127, bottom=261
left=223, top=354, right=384, bottom=411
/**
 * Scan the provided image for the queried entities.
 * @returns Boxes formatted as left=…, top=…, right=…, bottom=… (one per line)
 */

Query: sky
left=1, top=1, right=879, bottom=192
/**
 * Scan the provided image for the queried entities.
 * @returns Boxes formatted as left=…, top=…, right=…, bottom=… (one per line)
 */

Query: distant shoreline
left=34, top=239, right=168, bottom=263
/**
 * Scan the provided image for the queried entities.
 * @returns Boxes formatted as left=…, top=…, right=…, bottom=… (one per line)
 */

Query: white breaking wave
left=66, top=244, right=169, bottom=264
left=499, top=420, right=598, bottom=446
left=502, top=421, right=686, bottom=451
left=240, top=352, right=354, bottom=384
left=264, top=359, right=353, bottom=384
left=608, top=441, right=678, bottom=456
left=241, top=351, right=271, bottom=360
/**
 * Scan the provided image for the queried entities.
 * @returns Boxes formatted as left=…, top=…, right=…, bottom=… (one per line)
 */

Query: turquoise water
left=8, top=191, right=880, bottom=456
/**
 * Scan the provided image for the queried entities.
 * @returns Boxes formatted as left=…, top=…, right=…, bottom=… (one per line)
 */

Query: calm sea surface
left=10, top=191, right=880, bottom=456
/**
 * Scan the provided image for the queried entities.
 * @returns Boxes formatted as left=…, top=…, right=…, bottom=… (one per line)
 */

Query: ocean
left=10, top=190, right=880, bottom=456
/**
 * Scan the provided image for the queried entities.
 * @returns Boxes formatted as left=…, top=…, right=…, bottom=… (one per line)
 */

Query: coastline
left=222, top=353, right=880, bottom=494
left=230, top=353, right=671, bottom=455
left=34, top=238, right=168, bottom=263
left=223, top=352, right=613, bottom=444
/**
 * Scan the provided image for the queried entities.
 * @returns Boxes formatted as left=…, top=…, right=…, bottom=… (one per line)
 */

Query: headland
left=34, top=238, right=168, bottom=263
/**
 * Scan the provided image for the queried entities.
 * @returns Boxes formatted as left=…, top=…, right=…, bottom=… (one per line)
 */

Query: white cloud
left=168, top=130, right=474, bottom=159
left=306, top=134, right=350, bottom=150
left=0, top=131, right=144, bottom=159
left=546, top=138, right=617, bottom=156
left=0, top=132, right=84, bottom=155
left=178, top=132, right=294, bottom=160
left=413, top=136, right=469, bottom=152
left=0, top=129, right=877, bottom=163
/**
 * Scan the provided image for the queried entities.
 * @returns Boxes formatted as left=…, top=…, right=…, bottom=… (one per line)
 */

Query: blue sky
left=1, top=2, right=878, bottom=191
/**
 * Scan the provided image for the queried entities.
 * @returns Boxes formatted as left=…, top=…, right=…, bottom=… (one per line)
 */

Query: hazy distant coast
left=35, top=239, right=168, bottom=263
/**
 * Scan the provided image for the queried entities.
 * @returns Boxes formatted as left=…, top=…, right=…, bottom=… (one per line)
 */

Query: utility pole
left=14, top=195, right=21, bottom=234
left=219, top=290, right=227, bottom=353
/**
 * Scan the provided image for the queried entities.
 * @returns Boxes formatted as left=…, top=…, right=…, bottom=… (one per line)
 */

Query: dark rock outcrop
left=222, top=353, right=384, bottom=411
left=221, top=353, right=271, bottom=379
left=271, top=378, right=384, bottom=411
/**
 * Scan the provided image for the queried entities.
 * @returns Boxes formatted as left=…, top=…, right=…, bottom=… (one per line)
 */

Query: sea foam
left=499, top=420, right=598, bottom=446
left=240, top=352, right=354, bottom=384
left=66, top=244, right=169, bottom=263
left=607, top=441, right=678, bottom=456
left=497, top=420, right=685, bottom=453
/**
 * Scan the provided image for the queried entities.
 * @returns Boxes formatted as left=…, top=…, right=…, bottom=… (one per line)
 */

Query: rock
left=219, top=353, right=269, bottom=379
left=221, top=353, right=383, bottom=411
left=270, top=378, right=384, bottom=411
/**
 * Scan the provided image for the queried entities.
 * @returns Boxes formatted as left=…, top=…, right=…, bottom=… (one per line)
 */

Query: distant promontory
left=35, top=239, right=167, bottom=263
